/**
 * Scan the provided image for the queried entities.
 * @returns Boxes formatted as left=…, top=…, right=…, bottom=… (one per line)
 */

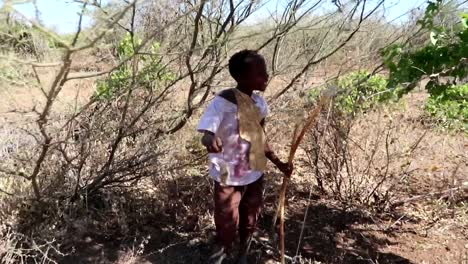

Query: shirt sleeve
left=197, top=97, right=225, bottom=134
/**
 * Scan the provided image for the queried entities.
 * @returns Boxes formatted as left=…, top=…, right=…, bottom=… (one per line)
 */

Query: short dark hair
left=228, top=49, right=262, bottom=81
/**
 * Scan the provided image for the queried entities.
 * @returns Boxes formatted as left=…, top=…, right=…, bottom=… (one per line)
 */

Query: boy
left=197, top=50, right=293, bottom=264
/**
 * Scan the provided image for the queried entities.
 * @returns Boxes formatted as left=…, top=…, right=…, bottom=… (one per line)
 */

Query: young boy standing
left=197, top=50, right=292, bottom=264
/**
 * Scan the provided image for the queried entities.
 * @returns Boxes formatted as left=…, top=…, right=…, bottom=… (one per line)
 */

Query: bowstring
left=293, top=99, right=333, bottom=262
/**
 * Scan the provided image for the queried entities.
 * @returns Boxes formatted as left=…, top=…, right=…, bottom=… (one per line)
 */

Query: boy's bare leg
left=211, top=182, right=242, bottom=263
left=238, top=176, right=264, bottom=263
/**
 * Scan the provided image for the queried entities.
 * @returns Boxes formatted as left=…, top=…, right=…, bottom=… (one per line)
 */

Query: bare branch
left=272, top=0, right=384, bottom=100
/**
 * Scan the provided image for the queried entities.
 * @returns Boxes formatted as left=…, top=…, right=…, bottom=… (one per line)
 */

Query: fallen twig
left=391, top=181, right=468, bottom=208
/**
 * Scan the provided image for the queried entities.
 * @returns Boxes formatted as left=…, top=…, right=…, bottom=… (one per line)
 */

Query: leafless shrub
left=303, top=103, right=425, bottom=209
left=0, top=226, right=65, bottom=264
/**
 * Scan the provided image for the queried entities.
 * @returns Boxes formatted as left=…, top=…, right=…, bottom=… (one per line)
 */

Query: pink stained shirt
left=197, top=91, right=269, bottom=186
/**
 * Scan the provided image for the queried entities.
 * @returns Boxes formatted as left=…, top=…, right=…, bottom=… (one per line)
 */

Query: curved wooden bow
left=274, top=95, right=330, bottom=264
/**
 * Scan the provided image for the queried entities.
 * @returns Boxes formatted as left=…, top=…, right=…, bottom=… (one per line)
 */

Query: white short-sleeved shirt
left=197, top=91, right=269, bottom=186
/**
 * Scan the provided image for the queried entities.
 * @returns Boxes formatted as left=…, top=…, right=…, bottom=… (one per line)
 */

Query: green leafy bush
left=0, top=61, right=21, bottom=81
left=309, top=71, right=400, bottom=115
left=96, top=33, right=176, bottom=99
left=425, top=83, right=468, bottom=131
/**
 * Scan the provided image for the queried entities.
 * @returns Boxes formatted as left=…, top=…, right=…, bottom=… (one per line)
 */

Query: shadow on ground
left=48, top=173, right=414, bottom=264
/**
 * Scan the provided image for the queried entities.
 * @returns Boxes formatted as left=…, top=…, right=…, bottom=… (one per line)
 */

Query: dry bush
left=0, top=12, right=53, bottom=62
left=301, top=99, right=429, bottom=209
left=0, top=225, right=65, bottom=264
left=0, top=1, right=277, bottom=261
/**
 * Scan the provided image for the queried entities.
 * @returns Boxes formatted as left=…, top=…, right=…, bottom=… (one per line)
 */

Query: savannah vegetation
left=0, top=0, right=467, bottom=263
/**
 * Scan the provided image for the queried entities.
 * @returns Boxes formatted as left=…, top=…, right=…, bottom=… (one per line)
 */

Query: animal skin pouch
left=232, top=89, right=267, bottom=171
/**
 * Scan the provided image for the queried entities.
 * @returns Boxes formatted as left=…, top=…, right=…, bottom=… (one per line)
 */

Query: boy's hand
left=201, top=132, right=223, bottom=153
left=277, top=161, right=293, bottom=177
left=209, top=137, right=223, bottom=153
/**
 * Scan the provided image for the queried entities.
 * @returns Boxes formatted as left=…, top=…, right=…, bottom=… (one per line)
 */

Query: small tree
left=382, top=0, right=467, bottom=131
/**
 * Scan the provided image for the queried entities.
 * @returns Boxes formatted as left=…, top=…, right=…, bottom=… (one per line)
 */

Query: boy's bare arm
left=265, top=142, right=282, bottom=166
left=261, top=119, right=293, bottom=177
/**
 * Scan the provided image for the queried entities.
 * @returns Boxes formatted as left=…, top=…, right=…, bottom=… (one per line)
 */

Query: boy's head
left=228, top=50, right=269, bottom=92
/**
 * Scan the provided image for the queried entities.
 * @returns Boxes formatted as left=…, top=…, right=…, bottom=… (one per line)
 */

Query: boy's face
left=241, top=56, right=269, bottom=92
